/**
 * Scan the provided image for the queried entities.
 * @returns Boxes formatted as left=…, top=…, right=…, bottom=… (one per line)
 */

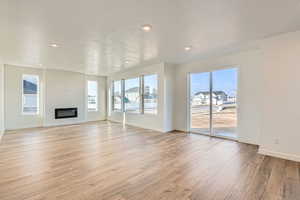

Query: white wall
left=5, top=65, right=44, bottom=130
left=4, top=65, right=106, bottom=130
left=0, top=62, right=4, bottom=137
left=44, top=70, right=86, bottom=126
left=258, top=31, right=300, bottom=161
left=164, top=64, right=176, bottom=131
left=107, top=63, right=174, bottom=132
left=174, top=50, right=263, bottom=145
left=44, top=70, right=107, bottom=126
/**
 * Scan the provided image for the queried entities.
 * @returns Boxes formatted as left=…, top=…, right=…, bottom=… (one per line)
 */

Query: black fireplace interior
left=55, top=108, right=78, bottom=119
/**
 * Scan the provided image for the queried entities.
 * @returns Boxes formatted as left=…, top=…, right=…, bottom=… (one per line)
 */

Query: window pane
left=212, top=68, right=238, bottom=138
left=190, top=72, right=210, bottom=134
left=144, top=74, right=158, bottom=114
left=113, top=80, right=122, bottom=111
left=23, top=75, right=39, bottom=114
left=125, top=77, right=140, bottom=113
left=88, top=81, right=98, bottom=111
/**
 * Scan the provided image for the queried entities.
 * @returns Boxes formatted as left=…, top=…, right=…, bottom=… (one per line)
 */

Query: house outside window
left=87, top=80, right=98, bottom=111
left=22, top=74, right=39, bottom=115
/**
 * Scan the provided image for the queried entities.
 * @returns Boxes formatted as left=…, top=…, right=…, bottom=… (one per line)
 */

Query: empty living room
left=1, top=0, right=300, bottom=199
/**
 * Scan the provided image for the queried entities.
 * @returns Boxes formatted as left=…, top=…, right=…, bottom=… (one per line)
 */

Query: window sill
left=143, top=113, right=158, bottom=116
left=88, top=110, right=98, bottom=112
left=112, top=110, right=122, bottom=113
left=22, top=113, right=39, bottom=116
left=111, top=111, right=158, bottom=116
left=125, top=112, right=141, bottom=115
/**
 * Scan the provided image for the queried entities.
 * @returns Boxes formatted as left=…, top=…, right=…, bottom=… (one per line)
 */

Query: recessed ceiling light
left=141, top=24, right=152, bottom=32
left=184, top=46, right=192, bottom=51
left=50, top=43, right=59, bottom=48
left=125, top=60, right=130, bottom=64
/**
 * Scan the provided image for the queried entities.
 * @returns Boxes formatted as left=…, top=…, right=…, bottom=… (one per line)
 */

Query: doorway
left=189, top=68, right=238, bottom=139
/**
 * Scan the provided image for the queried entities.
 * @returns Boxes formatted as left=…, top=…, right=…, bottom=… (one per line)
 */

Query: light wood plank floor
left=0, top=121, right=299, bottom=200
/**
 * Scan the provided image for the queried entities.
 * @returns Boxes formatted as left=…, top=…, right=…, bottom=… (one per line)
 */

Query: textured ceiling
left=1, top=0, right=300, bottom=75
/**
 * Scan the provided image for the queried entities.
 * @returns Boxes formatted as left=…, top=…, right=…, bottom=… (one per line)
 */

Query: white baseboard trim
left=258, top=147, right=300, bottom=162
left=174, top=128, right=188, bottom=133
left=107, top=119, right=168, bottom=133
left=85, top=118, right=106, bottom=123
left=107, top=118, right=122, bottom=124
left=238, top=138, right=259, bottom=146
left=5, top=126, right=43, bottom=131
left=5, top=120, right=107, bottom=131
left=43, top=119, right=107, bottom=128
left=43, top=120, right=87, bottom=127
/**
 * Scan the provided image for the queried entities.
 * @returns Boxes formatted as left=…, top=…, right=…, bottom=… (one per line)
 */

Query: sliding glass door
left=189, top=68, right=238, bottom=139
left=212, top=69, right=238, bottom=138
left=190, top=72, right=211, bottom=135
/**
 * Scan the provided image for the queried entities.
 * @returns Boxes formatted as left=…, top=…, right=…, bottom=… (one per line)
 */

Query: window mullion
left=140, top=76, right=144, bottom=114
left=209, top=72, right=213, bottom=136
left=121, top=79, right=125, bottom=113
left=111, top=81, right=115, bottom=111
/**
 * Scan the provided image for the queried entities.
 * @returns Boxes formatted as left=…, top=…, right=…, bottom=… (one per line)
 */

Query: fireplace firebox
left=55, top=108, right=78, bottom=119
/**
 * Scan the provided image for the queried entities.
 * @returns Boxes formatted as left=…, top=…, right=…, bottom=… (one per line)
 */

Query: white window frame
left=87, top=80, right=98, bottom=112
left=112, top=80, right=123, bottom=112
left=142, top=74, right=158, bottom=115
left=22, top=74, right=40, bottom=115
left=111, top=74, right=159, bottom=115
left=124, top=77, right=141, bottom=114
